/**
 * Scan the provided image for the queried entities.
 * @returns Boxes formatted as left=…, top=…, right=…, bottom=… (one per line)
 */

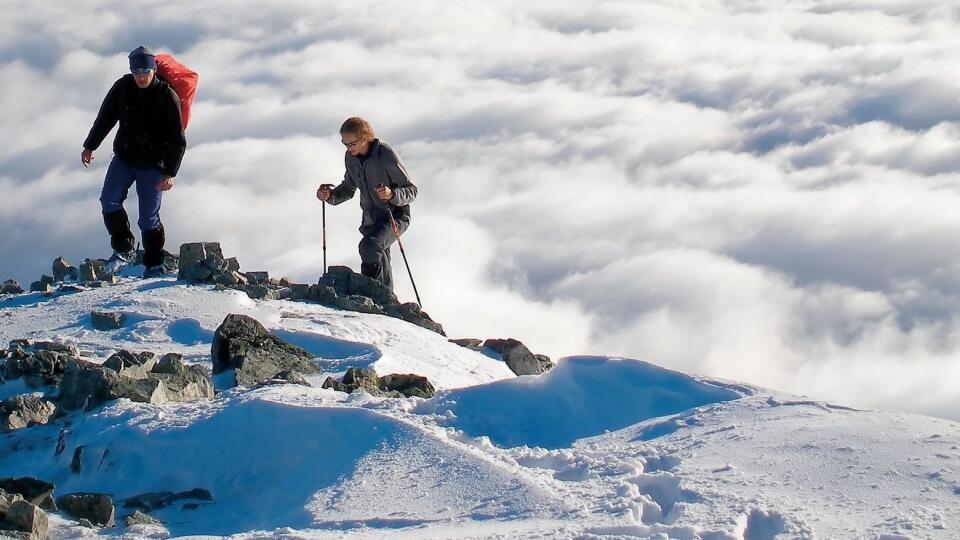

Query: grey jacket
left=327, top=139, right=418, bottom=230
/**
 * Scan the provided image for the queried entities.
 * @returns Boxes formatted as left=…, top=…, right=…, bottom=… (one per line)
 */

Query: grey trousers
left=358, top=219, right=409, bottom=290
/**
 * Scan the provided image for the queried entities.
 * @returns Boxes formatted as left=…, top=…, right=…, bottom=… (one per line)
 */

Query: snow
left=1, top=276, right=959, bottom=539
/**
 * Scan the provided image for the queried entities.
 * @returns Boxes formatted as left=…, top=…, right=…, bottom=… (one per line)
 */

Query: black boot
left=142, top=223, right=166, bottom=269
left=103, top=209, right=135, bottom=254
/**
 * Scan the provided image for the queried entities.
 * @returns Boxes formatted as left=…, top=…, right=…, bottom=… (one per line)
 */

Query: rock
left=57, top=360, right=122, bottom=411
left=52, top=257, right=78, bottom=282
left=0, top=396, right=57, bottom=432
left=243, top=284, right=272, bottom=300
left=483, top=338, right=547, bottom=376
left=91, top=311, right=125, bottom=331
left=308, top=284, right=338, bottom=304
left=78, top=261, right=97, bottom=282
left=386, top=303, right=445, bottom=336
left=29, top=277, right=55, bottom=293
left=109, top=377, right=168, bottom=405
left=449, top=338, right=482, bottom=350
left=319, top=266, right=398, bottom=307
left=102, top=350, right=156, bottom=379
left=124, top=510, right=162, bottom=526
left=320, top=376, right=346, bottom=392
left=225, top=257, right=240, bottom=272
left=1, top=280, right=25, bottom=295
left=79, top=518, right=94, bottom=528
left=33, top=342, right=78, bottom=357
left=177, top=242, right=224, bottom=281
left=243, top=271, right=269, bottom=285
left=0, top=478, right=56, bottom=511
left=290, top=284, right=311, bottom=300
left=2, top=500, right=48, bottom=539
left=122, top=489, right=212, bottom=513
left=152, top=365, right=214, bottom=402
left=378, top=373, right=436, bottom=398
left=56, top=493, right=115, bottom=527
left=340, top=367, right=384, bottom=396
left=211, top=314, right=319, bottom=387
left=279, top=277, right=293, bottom=287
left=3, top=350, right=69, bottom=387
left=331, top=295, right=385, bottom=315
left=257, top=370, right=311, bottom=388
left=213, top=270, right=245, bottom=287
left=57, top=284, right=84, bottom=294
left=535, top=354, right=555, bottom=373
left=152, top=353, right=186, bottom=375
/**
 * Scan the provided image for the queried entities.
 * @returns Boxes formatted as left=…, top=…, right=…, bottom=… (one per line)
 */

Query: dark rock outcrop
left=121, top=489, right=212, bottom=513
left=322, top=367, right=436, bottom=399
left=56, top=493, right=115, bottom=527
left=0, top=397, right=57, bottom=432
left=1, top=499, right=48, bottom=540
left=0, top=478, right=56, bottom=511
left=52, top=257, right=79, bottom=282
left=1, top=279, right=25, bottom=295
left=211, top=314, right=318, bottom=387
left=91, top=311, right=125, bottom=331
left=125, top=510, right=162, bottom=526
left=484, top=338, right=554, bottom=376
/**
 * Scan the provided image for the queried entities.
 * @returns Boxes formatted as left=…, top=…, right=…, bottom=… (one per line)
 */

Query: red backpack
left=155, top=53, right=198, bottom=129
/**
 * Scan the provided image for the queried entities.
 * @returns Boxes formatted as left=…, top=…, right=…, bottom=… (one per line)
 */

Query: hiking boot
left=103, top=250, right=136, bottom=274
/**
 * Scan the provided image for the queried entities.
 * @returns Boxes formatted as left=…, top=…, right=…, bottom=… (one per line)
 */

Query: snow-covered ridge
left=1, top=274, right=959, bottom=539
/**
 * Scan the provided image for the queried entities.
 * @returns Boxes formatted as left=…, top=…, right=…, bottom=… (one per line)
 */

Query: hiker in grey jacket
left=317, top=117, right=417, bottom=290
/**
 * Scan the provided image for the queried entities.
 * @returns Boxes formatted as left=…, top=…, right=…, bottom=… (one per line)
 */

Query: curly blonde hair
left=340, top=117, right=376, bottom=143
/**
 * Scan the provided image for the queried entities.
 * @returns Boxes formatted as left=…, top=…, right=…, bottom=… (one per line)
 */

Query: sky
left=1, top=0, right=959, bottom=420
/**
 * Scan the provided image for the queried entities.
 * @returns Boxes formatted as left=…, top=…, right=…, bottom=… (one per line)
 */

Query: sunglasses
left=131, top=67, right=154, bottom=75
left=342, top=138, right=363, bottom=149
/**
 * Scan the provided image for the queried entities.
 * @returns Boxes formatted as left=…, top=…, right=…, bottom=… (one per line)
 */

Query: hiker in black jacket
left=81, top=45, right=186, bottom=277
left=317, top=117, right=418, bottom=290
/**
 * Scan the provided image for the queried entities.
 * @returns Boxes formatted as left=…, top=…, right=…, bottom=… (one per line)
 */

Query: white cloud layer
left=1, top=0, right=959, bottom=419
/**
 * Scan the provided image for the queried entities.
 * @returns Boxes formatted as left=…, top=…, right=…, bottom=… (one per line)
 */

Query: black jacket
left=83, top=75, right=186, bottom=177
left=328, top=139, right=418, bottom=231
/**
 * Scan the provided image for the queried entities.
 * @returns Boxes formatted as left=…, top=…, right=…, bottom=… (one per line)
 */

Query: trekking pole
left=386, top=207, right=423, bottom=309
left=322, top=200, right=327, bottom=276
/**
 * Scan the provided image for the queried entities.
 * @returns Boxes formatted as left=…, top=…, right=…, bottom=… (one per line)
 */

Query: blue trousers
left=99, top=156, right=164, bottom=231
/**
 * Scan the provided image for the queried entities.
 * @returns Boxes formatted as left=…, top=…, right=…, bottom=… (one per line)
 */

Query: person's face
left=341, top=133, right=370, bottom=157
left=131, top=67, right=155, bottom=89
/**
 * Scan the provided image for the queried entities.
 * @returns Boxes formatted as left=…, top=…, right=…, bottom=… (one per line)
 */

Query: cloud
left=1, top=0, right=959, bottom=421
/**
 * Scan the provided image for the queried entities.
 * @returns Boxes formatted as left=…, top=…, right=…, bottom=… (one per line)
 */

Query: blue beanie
left=128, top=45, right=157, bottom=71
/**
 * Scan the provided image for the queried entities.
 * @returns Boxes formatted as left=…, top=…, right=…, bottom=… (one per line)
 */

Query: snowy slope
left=1, top=275, right=959, bottom=539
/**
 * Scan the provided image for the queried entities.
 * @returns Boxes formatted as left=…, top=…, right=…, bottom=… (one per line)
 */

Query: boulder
left=211, top=314, right=319, bottom=387
left=386, top=303, right=445, bottom=336
left=151, top=365, right=214, bottom=401
left=57, top=360, right=122, bottom=411
left=243, top=271, right=269, bottom=285
left=91, top=311, right=125, bottom=331
left=319, top=266, right=398, bottom=307
left=121, top=489, right=212, bottom=513
left=52, top=257, right=78, bottom=282
left=483, top=338, right=550, bottom=376
left=2, top=500, right=48, bottom=539
left=125, top=510, right=162, bottom=526
left=33, top=342, right=78, bottom=357
left=341, top=367, right=382, bottom=395
left=290, top=284, right=311, bottom=300
left=177, top=242, right=225, bottom=281
left=449, top=338, right=482, bottom=350
left=56, top=493, right=115, bottom=527
left=3, top=350, right=69, bottom=388
left=29, top=276, right=55, bottom=294
left=78, top=261, right=97, bottom=282
left=0, top=396, right=57, bottom=432
left=378, top=373, right=436, bottom=398
left=0, top=280, right=25, bottom=295
left=102, top=350, right=156, bottom=379
left=0, top=478, right=56, bottom=511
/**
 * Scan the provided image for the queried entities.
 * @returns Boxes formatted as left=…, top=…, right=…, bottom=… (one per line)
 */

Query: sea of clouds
left=1, top=0, right=959, bottom=419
